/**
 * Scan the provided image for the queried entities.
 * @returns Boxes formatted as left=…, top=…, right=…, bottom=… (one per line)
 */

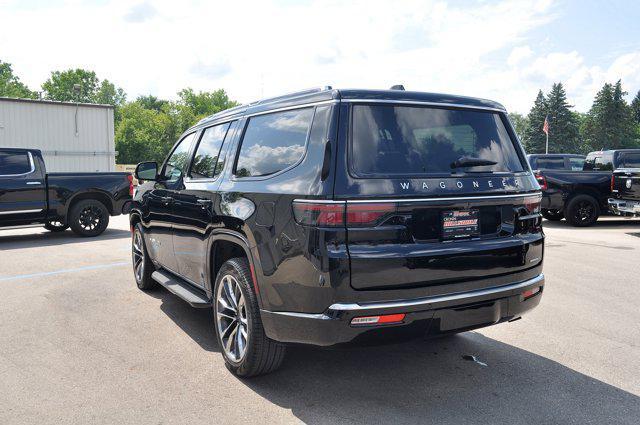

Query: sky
left=1, top=0, right=639, bottom=113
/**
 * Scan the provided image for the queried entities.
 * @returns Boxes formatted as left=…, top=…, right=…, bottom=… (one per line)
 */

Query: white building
left=0, top=97, right=115, bottom=172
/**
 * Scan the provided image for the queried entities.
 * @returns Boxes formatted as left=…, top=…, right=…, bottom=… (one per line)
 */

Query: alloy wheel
left=573, top=200, right=595, bottom=223
left=132, top=230, right=145, bottom=283
left=216, top=275, right=249, bottom=362
left=78, top=206, right=103, bottom=231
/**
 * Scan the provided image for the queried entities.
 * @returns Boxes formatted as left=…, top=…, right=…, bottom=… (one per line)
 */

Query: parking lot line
left=0, top=262, right=129, bottom=283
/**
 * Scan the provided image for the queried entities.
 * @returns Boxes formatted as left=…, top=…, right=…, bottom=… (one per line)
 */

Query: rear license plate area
left=442, top=209, right=479, bottom=240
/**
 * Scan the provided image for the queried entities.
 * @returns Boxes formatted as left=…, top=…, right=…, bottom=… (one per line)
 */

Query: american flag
left=542, top=115, right=549, bottom=135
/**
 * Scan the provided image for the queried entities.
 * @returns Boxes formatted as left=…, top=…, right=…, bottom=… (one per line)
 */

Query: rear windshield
left=350, top=105, right=525, bottom=176
left=621, top=153, right=640, bottom=168
left=534, top=157, right=565, bottom=170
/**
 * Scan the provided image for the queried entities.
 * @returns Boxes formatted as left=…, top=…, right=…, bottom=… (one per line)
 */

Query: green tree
left=115, top=102, right=174, bottom=164
left=42, top=69, right=100, bottom=102
left=581, top=80, right=637, bottom=151
left=631, top=90, right=640, bottom=124
left=523, top=90, right=547, bottom=153
left=544, top=82, right=580, bottom=153
left=135, top=95, right=168, bottom=112
left=508, top=112, right=528, bottom=142
left=0, top=60, right=37, bottom=99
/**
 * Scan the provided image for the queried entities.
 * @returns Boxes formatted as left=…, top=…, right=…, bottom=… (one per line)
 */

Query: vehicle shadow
left=145, top=294, right=640, bottom=424
left=0, top=228, right=131, bottom=250
left=241, top=333, right=640, bottom=424
left=146, top=286, right=220, bottom=353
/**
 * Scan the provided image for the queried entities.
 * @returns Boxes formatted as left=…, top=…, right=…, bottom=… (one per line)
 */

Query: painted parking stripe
left=0, top=262, right=129, bottom=282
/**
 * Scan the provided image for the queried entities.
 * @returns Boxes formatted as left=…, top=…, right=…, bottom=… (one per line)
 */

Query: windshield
left=350, top=105, right=525, bottom=176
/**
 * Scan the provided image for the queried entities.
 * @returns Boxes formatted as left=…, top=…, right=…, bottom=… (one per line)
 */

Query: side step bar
left=151, top=270, right=211, bottom=308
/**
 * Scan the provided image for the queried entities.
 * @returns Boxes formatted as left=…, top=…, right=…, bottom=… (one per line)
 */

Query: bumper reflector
left=522, top=287, right=540, bottom=300
left=351, top=313, right=406, bottom=326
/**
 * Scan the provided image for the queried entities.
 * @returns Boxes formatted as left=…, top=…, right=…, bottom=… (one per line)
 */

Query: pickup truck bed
left=1, top=148, right=132, bottom=236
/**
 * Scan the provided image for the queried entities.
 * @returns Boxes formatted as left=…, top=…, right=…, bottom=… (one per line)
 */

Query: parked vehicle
left=527, top=154, right=585, bottom=171
left=609, top=151, right=640, bottom=216
left=0, top=148, right=133, bottom=236
left=129, top=87, right=545, bottom=376
left=535, top=149, right=640, bottom=226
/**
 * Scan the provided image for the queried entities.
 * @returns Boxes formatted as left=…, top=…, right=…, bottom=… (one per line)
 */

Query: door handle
left=197, top=199, right=212, bottom=209
left=160, top=197, right=173, bottom=206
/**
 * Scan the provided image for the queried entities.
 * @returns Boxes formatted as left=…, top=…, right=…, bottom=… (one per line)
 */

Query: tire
left=541, top=209, right=564, bottom=221
left=68, top=199, right=110, bottom=237
left=565, top=194, right=600, bottom=227
left=44, top=219, right=69, bottom=232
left=213, top=257, right=285, bottom=377
left=132, top=223, right=156, bottom=290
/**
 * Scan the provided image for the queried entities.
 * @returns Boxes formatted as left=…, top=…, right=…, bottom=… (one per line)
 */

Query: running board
left=151, top=270, right=211, bottom=308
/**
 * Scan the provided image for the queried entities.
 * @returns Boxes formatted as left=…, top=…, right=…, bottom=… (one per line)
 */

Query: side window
left=594, top=156, right=605, bottom=170
left=235, top=108, right=314, bottom=178
left=190, top=122, right=231, bottom=179
left=569, top=157, right=585, bottom=171
left=0, top=152, right=32, bottom=176
left=163, top=132, right=196, bottom=183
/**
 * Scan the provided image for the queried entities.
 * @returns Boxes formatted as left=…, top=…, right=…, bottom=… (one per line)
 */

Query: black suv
left=129, top=87, right=545, bottom=376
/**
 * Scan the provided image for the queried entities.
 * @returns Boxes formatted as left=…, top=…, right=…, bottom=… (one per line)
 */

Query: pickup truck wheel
left=541, top=209, right=564, bottom=221
left=132, top=224, right=156, bottom=290
left=44, top=220, right=69, bottom=232
left=213, top=258, right=285, bottom=377
left=69, top=199, right=110, bottom=237
left=565, top=195, right=599, bottom=227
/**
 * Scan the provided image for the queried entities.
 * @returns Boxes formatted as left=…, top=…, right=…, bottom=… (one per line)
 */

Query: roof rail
left=250, top=86, right=333, bottom=106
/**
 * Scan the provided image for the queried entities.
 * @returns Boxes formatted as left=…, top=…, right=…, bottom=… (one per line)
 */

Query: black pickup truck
left=534, top=149, right=640, bottom=226
left=609, top=151, right=640, bottom=216
left=0, top=148, right=133, bottom=236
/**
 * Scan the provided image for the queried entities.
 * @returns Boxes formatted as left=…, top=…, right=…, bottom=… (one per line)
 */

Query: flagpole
left=545, top=132, right=549, bottom=154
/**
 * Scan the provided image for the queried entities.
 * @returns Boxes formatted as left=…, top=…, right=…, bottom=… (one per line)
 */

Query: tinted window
left=569, top=157, right=585, bottom=171
left=621, top=153, right=640, bottom=168
left=535, top=158, right=565, bottom=170
left=351, top=105, right=525, bottom=176
left=190, top=123, right=231, bottom=179
left=0, top=152, right=31, bottom=175
left=235, top=108, right=314, bottom=177
left=163, top=132, right=196, bottom=183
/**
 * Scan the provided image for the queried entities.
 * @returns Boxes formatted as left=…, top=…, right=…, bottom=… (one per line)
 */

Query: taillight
left=292, top=201, right=345, bottom=226
left=535, top=172, right=547, bottom=191
left=127, top=174, right=134, bottom=196
left=524, top=196, right=542, bottom=214
left=293, top=201, right=397, bottom=227
left=345, top=203, right=396, bottom=226
left=610, top=174, right=615, bottom=192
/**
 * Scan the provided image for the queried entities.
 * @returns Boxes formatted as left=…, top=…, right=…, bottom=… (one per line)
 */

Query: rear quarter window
left=0, top=152, right=31, bottom=175
left=235, top=108, right=314, bottom=178
left=350, top=104, right=525, bottom=177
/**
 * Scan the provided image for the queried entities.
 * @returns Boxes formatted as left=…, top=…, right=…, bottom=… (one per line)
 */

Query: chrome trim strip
left=345, top=193, right=541, bottom=203
left=263, top=310, right=331, bottom=320
left=329, top=274, right=545, bottom=311
left=26, top=181, right=42, bottom=185
left=292, top=193, right=541, bottom=205
left=0, top=152, right=36, bottom=178
left=518, top=213, right=542, bottom=221
left=0, top=208, right=43, bottom=215
left=341, top=98, right=506, bottom=112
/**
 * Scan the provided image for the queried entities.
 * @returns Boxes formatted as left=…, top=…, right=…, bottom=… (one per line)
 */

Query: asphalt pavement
left=1, top=215, right=639, bottom=424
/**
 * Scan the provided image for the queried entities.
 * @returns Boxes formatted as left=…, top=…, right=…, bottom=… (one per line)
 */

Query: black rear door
left=0, top=150, right=46, bottom=225
left=337, top=102, right=543, bottom=293
left=613, top=152, right=640, bottom=201
left=172, top=121, right=237, bottom=287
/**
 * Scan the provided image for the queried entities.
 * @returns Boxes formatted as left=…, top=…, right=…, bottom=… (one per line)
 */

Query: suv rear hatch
left=341, top=103, right=543, bottom=291
left=612, top=153, right=640, bottom=201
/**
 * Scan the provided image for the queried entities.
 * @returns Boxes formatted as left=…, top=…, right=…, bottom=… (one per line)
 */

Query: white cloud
left=0, top=0, right=638, bottom=115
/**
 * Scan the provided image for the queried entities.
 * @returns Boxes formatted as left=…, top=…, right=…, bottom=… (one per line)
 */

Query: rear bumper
left=261, top=273, right=545, bottom=346
left=608, top=198, right=640, bottom=215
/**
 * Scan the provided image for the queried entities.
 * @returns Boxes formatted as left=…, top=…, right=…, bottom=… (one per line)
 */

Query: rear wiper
left=450, top=156, right=497, bottom=169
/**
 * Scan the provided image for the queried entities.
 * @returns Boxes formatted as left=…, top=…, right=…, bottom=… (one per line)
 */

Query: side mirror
left=135, top=162, right=158, bottom=181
